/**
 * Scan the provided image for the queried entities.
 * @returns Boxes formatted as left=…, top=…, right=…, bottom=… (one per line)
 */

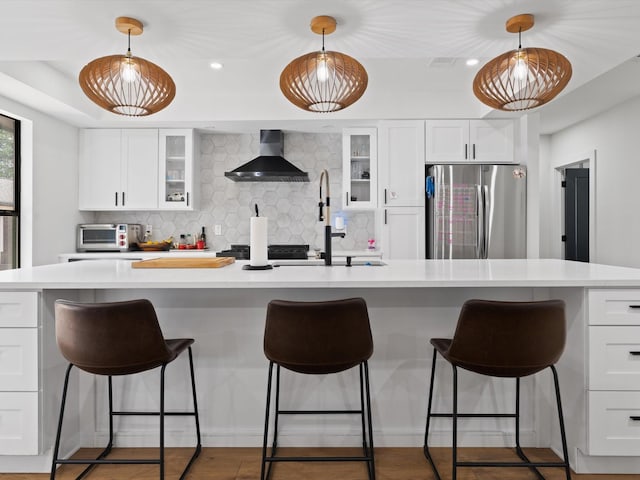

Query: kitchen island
left=1, top=258, right=640, bottom=474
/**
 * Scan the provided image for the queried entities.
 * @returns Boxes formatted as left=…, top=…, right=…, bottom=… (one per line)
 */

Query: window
left=0, top=114, right=19, bottom=269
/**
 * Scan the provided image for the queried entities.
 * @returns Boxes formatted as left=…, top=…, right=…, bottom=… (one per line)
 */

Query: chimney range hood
left=224, top=130, right=309, bottom=182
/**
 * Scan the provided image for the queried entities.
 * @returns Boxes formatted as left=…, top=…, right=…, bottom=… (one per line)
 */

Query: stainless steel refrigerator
left=426, top=164, right=526, bottom=259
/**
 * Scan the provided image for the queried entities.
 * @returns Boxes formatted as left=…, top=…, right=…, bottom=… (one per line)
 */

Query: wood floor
left=0, top=447, right=633, bottom=480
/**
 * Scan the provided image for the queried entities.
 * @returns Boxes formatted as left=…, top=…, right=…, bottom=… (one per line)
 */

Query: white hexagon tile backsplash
left=95, top=132, right=375, bottom=252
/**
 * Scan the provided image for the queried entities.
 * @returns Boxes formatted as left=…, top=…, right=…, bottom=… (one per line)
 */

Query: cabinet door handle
left=630, top=351, right=640, bottom=356
left=384, top=209, right=388, bottom=225
left=384, top=188, right=387, bottom=204
left=346, top=192, right=349, bottom=206
left=473, top=144, right=476, bottom=159
left=629, top=305, right=640, bottom=309
left=464, top=144, right=468, bottom=160
left=187, top=192, right=190, bottom=207
left=122, top=192, right=125, bottom=206
left=114, top=192, right=118, bottom=206
left=630, top=416, right=640, bottom=421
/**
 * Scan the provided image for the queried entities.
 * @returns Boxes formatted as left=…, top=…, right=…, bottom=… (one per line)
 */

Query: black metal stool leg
left=179, top=346, right=202, bottom=480
left=50, top=363, right=73, bottom=480
left=363, top=361, right=376, bottom=480
left=272, top=365, right=281, bottom=456
left=260, top=361, right=274, bottom=480
left=422, top=348, right=442, bottom=480
left=514, top=377, right=545, bottom=480
left=159, top=364, right=167, bottom=480
left=451, top=365, right=458, bottom=480
left=551, top=365, right=572, bottom=480
left=359, top=363, right=367, bottom=451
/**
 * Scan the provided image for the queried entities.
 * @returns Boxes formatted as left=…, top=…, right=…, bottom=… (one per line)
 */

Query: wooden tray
left=131, top=257, right=235, bottom=269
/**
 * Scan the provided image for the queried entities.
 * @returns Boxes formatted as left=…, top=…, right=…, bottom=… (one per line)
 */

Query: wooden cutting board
left=131, top=257, right=235, bottom=269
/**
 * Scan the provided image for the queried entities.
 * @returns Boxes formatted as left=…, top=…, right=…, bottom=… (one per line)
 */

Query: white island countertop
left=4, top=258, right=640, bottom=290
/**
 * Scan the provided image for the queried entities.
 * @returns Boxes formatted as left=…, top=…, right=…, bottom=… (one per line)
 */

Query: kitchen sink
left=272, top=259, right=386, bottom=267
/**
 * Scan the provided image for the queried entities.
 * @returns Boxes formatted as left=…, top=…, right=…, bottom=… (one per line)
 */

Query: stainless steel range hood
left=224, top=130, right=309, bottom=182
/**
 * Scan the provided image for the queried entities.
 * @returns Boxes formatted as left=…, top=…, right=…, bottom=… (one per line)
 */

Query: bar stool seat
left=50, top=299, right=201, bottom=480
left=423, top=299, right=571, bottom=480
left=261, top=297, right=375, bottom=480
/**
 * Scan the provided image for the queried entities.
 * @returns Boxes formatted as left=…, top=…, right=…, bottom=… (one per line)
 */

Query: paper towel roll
left=250, top=217, right=268, bottom=266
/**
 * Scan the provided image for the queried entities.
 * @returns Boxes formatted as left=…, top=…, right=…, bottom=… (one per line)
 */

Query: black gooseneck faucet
left=319, top=169, right=345, bottom=266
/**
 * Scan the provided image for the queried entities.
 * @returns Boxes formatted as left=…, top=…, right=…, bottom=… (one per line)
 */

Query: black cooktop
left=217, top=244, right=309, bottom=260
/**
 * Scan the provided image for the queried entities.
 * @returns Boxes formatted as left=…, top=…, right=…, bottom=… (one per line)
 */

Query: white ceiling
left=1, top=0, right=640, bottom=134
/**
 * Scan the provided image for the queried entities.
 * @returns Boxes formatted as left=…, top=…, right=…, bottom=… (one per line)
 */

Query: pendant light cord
left=322, top=28, right=325, bottom=52
left=518, top=27, right=522, bottom=49
left=126, top=28, right=132, bottom=58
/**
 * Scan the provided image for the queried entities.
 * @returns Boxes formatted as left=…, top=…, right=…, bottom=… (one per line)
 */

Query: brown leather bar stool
left=50, top=299, right=201, bottom=480
left=261, top=297, right=375, bottom=480
left=423, top=299, right=571, bottom=480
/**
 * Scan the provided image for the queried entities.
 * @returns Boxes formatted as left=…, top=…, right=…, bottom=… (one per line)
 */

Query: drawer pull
left=630, top=416, right=640, bottom=421
left=630, top=351, right=640, bottom=356
left=629, top=305, right=640, bottom=309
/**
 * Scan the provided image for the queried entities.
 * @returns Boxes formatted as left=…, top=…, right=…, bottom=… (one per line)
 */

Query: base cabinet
left=0, top=292, right=39, bottom=455
left=587, top=289, right=640, bottom=456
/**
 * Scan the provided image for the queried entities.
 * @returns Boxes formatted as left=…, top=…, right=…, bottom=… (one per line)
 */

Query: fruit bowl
left=137, top=241, right=172, bottom=251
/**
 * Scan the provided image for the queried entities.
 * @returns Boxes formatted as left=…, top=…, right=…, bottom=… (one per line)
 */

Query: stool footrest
left=265, top=455, right=373, bottom=463
left=430, top=412, right=516, bottom=418
left=458, top=461, right=569, bottom=468
left=56, top=459, right=161, bottom=465
left=112, top=410, right=197, bottom=416
left=278, top=409, right=362, bottom=415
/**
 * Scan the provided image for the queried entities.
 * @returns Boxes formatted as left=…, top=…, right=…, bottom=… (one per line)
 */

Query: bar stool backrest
left=55, top=299, right=174, bottom=375
left=447, top=299, right=566, bottom=377
left=264, top=297, right=373, bottom=374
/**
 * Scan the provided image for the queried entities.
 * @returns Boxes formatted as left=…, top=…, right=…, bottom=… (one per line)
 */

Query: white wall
left=544, top=95, right=640, bottom=268
left=0, top=95, right=91, bottom=266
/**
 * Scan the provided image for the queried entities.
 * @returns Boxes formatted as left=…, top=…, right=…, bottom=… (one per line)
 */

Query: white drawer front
left=0, top=329, right=38, bottom=391
left=589, top=391, right=640, bottom=456
left=589, top=289, right=640, bottom=325
left=0, top=292, right=38, bottom=327
left=0, top=392, right=38, bottom=455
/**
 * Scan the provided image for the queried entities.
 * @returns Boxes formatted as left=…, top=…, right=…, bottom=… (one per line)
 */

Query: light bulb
left=512, top=51, right=528, bottom=80
left=316, top=54, right=329, bottom=82
left=121, top=59, right=140, bottom=83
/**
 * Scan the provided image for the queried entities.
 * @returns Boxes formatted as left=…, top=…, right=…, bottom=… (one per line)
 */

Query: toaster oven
left=77, top=224, right=144, bottom=252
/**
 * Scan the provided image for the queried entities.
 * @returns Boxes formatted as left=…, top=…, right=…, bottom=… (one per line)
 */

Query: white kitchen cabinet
left=381, top=207, right=425, bottom=259
left=342, top=128, right=377, bottom=210
left=158, top=129, right=197, bottom=210
left=425, top=119, right=514, bottom=163
left=79, top=129, right=159, bottom=210
left=378, top=121, right=425, bottom=207
left=587, top=288, right=640, bottom=456
left=0, top=292, right=39, bottom=455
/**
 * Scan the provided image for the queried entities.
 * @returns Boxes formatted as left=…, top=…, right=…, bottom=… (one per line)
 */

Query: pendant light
left=79, top=17, right=176, bottom=116
left=280, top=15, right=368, bottom=113
left=473, top=14, right=572, bottom=111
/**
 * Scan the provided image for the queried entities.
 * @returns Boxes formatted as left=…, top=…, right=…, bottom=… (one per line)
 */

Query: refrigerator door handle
left=482, top=185, right=489, bottom=258
left=475, top=185, right=483, bottom=258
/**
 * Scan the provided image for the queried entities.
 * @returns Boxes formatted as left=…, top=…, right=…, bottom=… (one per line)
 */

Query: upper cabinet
left=378, top=121, right=425, bottom=207
left=425, top=119, right=514, bottom=163
left=79, top=128, right=196, bottom=211
left=158, top=129, right=196, bottom=210
left=342, top=128, right=377, bottom=210
left=79, top=129, right=159, bottom=210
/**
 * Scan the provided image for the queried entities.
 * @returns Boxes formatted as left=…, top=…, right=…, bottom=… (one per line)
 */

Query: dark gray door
left=564, top=168, right=589, bottom=262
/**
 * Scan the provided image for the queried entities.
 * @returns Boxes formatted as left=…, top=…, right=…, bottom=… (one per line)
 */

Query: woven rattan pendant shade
left=79, top=17, right=175, bottom=116
left=473, top=14, right=572, bottom=111
left=280, top=16, right=368, bottom=113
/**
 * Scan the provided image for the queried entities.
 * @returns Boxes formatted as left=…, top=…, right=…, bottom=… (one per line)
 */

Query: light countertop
left=5, top=258, right=640, bottom=290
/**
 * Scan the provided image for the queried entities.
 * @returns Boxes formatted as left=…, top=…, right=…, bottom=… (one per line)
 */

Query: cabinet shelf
left=166, top=156, right=186, bottom=161
left=351, top=156, right=370, bottom=161
left=166, top=179, right=185, bottom=183
left=351, top=179, right=371, bottom=183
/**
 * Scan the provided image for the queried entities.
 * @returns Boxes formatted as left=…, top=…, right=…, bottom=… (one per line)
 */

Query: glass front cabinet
left=342, top=128, right=377, bottom=210
left=158, top=129, right=196, bottom=210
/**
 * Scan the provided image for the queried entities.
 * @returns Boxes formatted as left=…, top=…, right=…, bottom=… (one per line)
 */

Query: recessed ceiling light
left=210, top=62, right=223, bottom=70
left=466, top=58, right=479, bottom=66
